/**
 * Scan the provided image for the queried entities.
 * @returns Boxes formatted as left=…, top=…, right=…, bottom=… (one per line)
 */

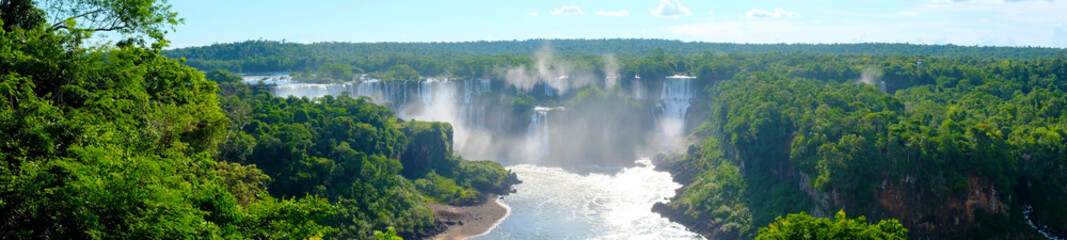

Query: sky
left=161, top=0, right=1067, bottom=49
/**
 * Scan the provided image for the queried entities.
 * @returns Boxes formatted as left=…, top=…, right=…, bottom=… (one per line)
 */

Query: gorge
left=8, top=1, right=1067, bottom=239
left=256, top=74, right=708, bottom=238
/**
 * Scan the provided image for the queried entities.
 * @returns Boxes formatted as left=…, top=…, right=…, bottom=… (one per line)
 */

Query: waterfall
left=459, top=79, right=492, bottom=130
left=464, top=79, right=491, bottom=103
left=1025, top=205, right=1065, bottom=240
left=652, top=76, right=695, bottom=152
left=272, top=83, right=353, bottom=100
left=660, top=76, right=694, bottom=122
left=350, top=80, right=413, bottom=111
left=631, top=79, right=646, bottom=99
left=525, top=107, right=552, bottom=159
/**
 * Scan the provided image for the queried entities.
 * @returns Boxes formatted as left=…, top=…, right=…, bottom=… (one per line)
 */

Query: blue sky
left=162, top=0, right=1067, bottom=48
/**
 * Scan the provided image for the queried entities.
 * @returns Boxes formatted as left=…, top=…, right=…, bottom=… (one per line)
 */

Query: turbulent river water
left=251, top=75, right=704, bottom=238
left=473, top=159, right=703, bottom=240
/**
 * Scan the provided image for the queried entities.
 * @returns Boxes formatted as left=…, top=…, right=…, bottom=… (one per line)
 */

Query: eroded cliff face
left=657, top=136, right=1035, bottom=240
left=871, top=175, right=1006, bottom=234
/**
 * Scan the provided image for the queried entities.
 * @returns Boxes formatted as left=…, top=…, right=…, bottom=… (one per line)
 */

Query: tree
left=374, top=227, right=403, bottom=240
left=317, top=62, right=354, bottom=82
left=387, top=64, right=420, bottom=81
left=0, top=0, right=45, bottom=31
left=756, top=210, right=908, bottom=240
left=0, top=2, right=334, bottom=239
left=36, top=0, right=182, bottom=47
left=205, top=69, right=244, bottom=84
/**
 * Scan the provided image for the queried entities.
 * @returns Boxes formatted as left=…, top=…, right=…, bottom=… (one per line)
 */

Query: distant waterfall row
left=271, top=79, right=493, bottom=129
left=264, top=76, right=700, bottom=164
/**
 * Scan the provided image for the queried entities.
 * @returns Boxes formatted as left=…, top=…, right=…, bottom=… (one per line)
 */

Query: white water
left=524, top=107, right=552, bottom=160
left=474, top=159, right=703, bottom=240
left=257, top=77, right=704, bottom=238
left=269, top=79, right=495, bottom=156
left=651, top=77, right=695, bottom=152
left=1024, top=205, right=1065, bottom=240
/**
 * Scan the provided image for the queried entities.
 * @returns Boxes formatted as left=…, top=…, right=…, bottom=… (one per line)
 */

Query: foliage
left=756, top=210, right=908, bottom=240
left=214, top=82, right=513, bottom=237
left=205, top=69, right=244, bottom=84
left=0, top=6, right=330, bottom=238
left=373, top=227, right=404, bottom=240
left=385, top=64, right=420, bottom=81
left=458, top=160, right=512, bottom=193
left=36, top=0, right=182, bottom=47
left=415, top=171, right=478, bottom=204
left=632, top=47, right=1067, bottom=239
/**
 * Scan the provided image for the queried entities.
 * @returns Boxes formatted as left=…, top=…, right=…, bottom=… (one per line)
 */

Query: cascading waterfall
left=274, top=79, right=493, bottom=129
left=459, top=79, right=492, bottom=130
left=660, top=76, right=694, bottom=121
left=272, top=83, right=354, bottom=100
left=1025, top=205, right=1065, bottom=240
left=270, top=78, right=497, bottom=160
left=255, top=75, right=703, bottom=238
left=652, top=76, right=695, bottom=152
left=525, top=107, right=552, bottom=160
left=411, top=79, right=459, bottom=122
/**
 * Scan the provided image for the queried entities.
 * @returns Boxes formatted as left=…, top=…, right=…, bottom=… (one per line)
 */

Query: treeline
left=0, top=2, right=513, bottom=239
left=656, top=50, right=1067, bottom=239
left=164, top=39, right=1066, bottom=86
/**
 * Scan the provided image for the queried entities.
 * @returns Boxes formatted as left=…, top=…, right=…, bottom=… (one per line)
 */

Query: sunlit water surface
left=473, top=159, right=703, bottom=240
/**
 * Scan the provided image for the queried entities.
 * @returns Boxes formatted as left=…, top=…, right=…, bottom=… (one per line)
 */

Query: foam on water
left=474, top=159, right=703, bottom=240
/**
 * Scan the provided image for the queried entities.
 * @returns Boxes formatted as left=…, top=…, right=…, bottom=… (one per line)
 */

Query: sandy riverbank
left=427, top=194, right=508, bottom=240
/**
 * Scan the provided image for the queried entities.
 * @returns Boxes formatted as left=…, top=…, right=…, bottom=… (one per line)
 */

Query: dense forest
left=172, top=37, right=1067, bottom=239
left=0, top=1, right=512, bottom=239
left=210, top=71, right=515, bottom=238
left=174, top=37, right=1067, bottom=239
left=5, top=0, right=1067, bottom=239
left=162, top=39, right=1065, bottom=83
left=653, top=51, right=1067, bottom=239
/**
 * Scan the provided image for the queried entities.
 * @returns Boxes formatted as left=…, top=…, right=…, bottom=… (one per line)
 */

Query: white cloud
left=1053, top=24, right=1067, bottom=47
left=708, top=11, right=715, bottom=16
left=551, top=5, right=585, bottom=15
left=651, top=0, right=692, bottom=18
left=596, top=10, right=630, bottom=16
left=746, top=8, right=800, bottom=18
left=529, top=11, right=538, bottom=17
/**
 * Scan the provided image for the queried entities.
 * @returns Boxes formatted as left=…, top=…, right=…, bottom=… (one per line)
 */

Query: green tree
left=757, top=210, right=908, bottom=240
left=387, top=64, right=420, bottom=81
left=37, top=0, right=182, bottom=46
left=205, top=69, right=244, bottom=84
left=374, top=227, right=404, bottom=240
left=318, top=62, right=354, bottom=82
left=0, top=2, right=332, bottom=239
left=0, top=0, right=45, bottom=31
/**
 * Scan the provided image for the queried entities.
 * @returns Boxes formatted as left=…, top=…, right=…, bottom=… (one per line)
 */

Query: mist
left=603, top=54, right=620, bottom=89
left=857, top=66, right=887, bottom=93
left=265, top=45, right=704, bottom=168
left=504, top=43, right=599, bottom=96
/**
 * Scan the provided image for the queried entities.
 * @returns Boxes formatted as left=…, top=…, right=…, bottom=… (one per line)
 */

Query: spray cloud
left=857, top=66, right=886, bottom=93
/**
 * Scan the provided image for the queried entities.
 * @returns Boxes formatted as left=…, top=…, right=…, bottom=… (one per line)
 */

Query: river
left=249, top=76, right=703, bottom=238
left=473, top=159, right=703, bottom=240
